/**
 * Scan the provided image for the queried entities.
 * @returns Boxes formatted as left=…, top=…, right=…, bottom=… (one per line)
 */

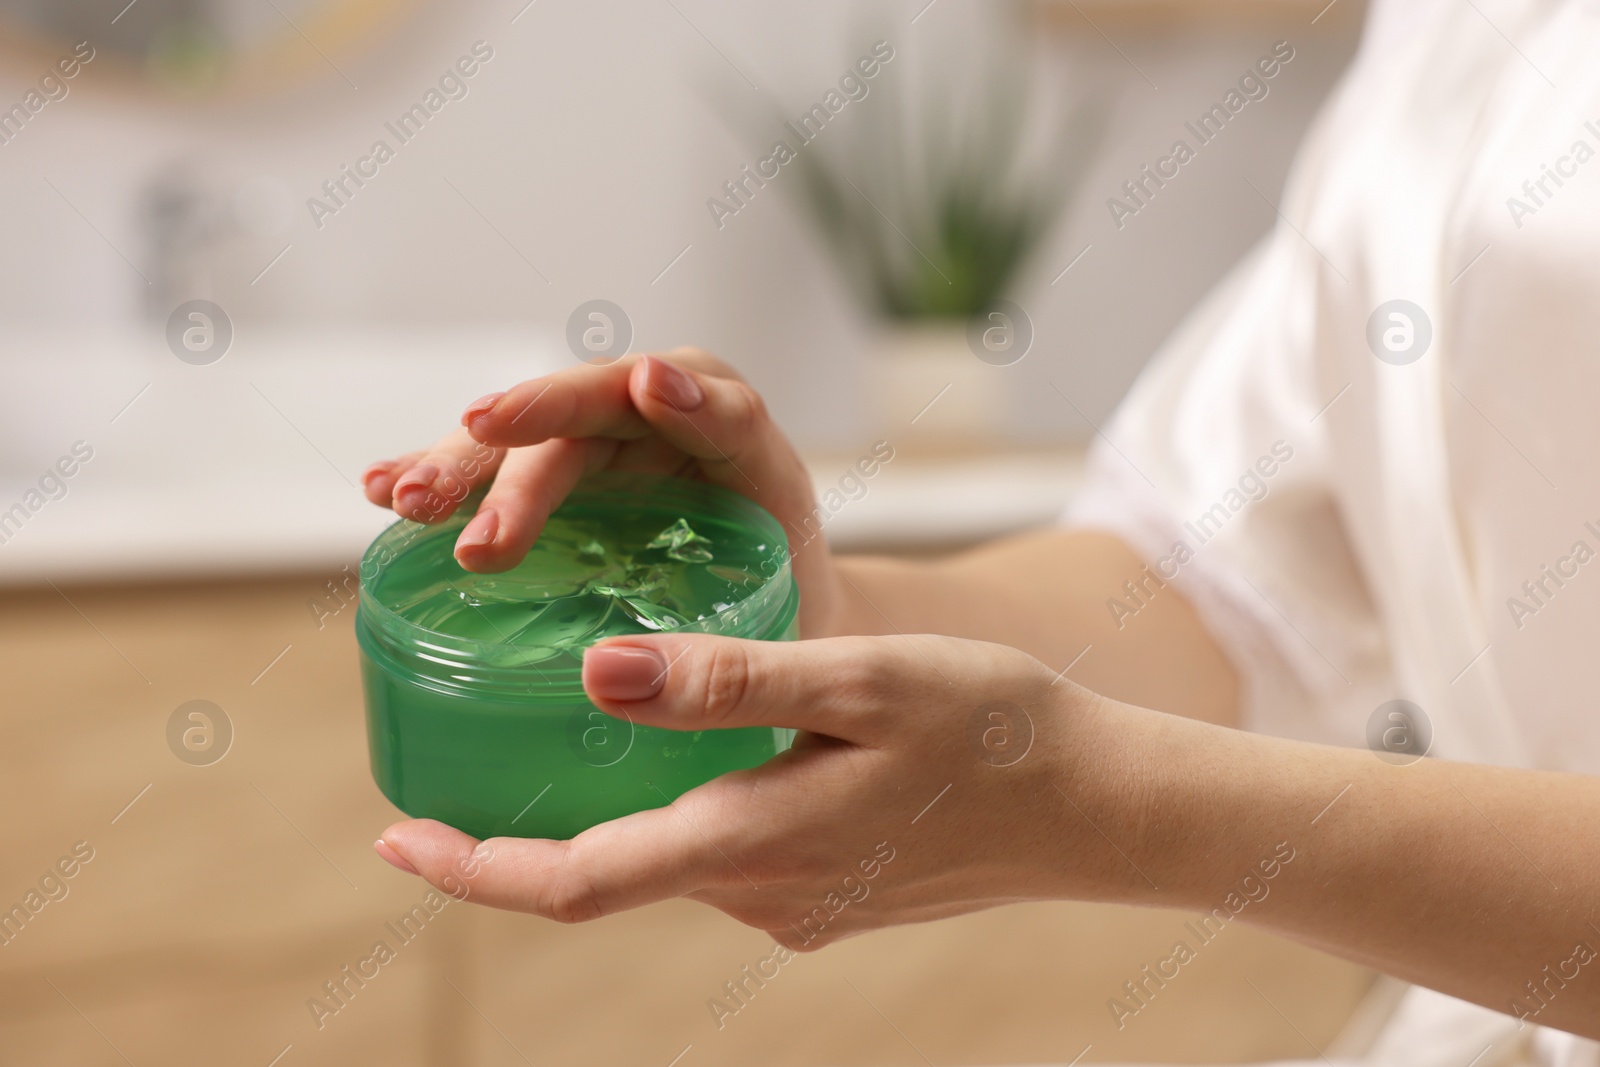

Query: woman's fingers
left=581, top=633, right=1031, bottom=743
left=626, top=354, right=821, bottom=539
left=460, top=348, right=739, bottom=446
left=625, top=355, right=774, bottom=476
left=454, top=437, right=615, bottom=572
left=369, top=350, right=741, bottom=518
left=363, top=428, right=505, bottom=523
left=375, top=808, right=732, bottom=922
left=367, top=347, right=807, bottom=575
left=464, top=354, right=747, bottom=452
left=465, top=354, right=806, bottom=500
left=457, top=355, right=819, bottom=588
left=360, top=451, right=420, bottom=505
left=463, top=361, right=646, bottom=447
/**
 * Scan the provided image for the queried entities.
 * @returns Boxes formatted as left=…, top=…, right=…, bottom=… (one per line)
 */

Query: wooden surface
left=0, top=576, right=1375, bottom=1066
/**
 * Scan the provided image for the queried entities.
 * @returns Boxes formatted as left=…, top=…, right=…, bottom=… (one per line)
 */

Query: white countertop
left=803, top=450, right=1083, bottom=550
left=0, top=330, right=1082, bottom=586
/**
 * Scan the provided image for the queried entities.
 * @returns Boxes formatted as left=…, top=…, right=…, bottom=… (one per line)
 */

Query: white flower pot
left=868, top=322, right=1007, bottom=450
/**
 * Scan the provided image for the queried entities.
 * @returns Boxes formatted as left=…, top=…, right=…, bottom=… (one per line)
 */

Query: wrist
left=1038, top=691, right=1163, bottom=906
left=1100, top=703, right=1328, bottom=916
left=1042, top=692, right=1248, bottom=911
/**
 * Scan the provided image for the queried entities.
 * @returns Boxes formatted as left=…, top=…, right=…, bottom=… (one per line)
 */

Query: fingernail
left=584, top=644, right=669, bottom=701
left=645, top=356, right=705, bottom=412
left=374, top=839, right=419, bottom=875
left=361, top=461, right=396, bottom=488
left=462, top=392, right=506, bottom=427
left=456, top=507, right=498, bottom=551
left=392, top=463, right=439, bottom=499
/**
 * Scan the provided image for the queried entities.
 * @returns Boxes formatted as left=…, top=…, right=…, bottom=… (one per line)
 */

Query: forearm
left=825, top=528, right=1240, bottom=725
left=1097, top=702, right=1600, bottom=1038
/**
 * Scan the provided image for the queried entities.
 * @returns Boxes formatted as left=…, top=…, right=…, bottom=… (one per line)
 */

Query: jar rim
left=355, top=472, right=797, bottom=697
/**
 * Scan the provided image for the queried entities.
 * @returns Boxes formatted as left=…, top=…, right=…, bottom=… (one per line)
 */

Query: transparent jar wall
left=359, top=612, right=797, bottom=841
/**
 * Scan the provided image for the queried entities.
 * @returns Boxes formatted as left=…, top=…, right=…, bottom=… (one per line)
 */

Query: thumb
left=580, top=633, right=969, bottom=743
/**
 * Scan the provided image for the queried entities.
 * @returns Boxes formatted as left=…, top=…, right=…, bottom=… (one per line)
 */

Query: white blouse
left=1067, top=0, right=1600, bottom=1062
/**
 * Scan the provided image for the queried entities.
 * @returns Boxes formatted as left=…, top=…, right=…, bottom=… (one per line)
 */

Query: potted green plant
left=786, top=47, right=1101, bottom=444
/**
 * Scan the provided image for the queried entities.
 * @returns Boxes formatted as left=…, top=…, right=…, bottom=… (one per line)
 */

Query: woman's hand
left=372, top=633, right=1153, bottom=949
left=372, top=632, right=1600, bottom=1039
left=360, top=349, right=842, bottom=636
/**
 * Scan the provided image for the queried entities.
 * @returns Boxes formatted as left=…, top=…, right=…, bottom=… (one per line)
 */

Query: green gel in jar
left=356, top=472, right=797, bottom=840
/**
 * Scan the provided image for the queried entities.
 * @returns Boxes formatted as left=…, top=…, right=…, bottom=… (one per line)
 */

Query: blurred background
left=0, top=1, right=1381, bottom=1064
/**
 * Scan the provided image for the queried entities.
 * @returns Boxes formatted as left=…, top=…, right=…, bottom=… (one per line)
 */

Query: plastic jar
left=356, top=472, right=797, bottom=840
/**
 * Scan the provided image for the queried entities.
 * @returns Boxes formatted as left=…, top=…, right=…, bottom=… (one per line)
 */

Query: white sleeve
left=1064, top=236, right=1395, bottom=746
